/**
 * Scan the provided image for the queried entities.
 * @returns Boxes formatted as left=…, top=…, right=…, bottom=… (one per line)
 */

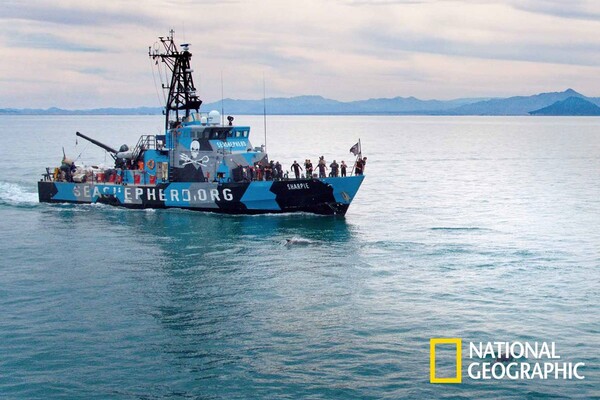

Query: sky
left=1, top=0, right=600, bottom=109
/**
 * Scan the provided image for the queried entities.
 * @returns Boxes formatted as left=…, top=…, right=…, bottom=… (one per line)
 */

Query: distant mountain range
left=0, top=106, right=161, bottom=116
left=2, top=89, right=600, bottom=116
left=201, top=95, right=486, bottom=115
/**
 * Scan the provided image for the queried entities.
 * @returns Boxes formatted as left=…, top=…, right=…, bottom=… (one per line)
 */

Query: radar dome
left=208, top=110, right=221, bottom=126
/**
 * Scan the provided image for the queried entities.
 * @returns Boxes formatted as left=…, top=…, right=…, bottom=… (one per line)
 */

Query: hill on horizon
left=445, top=89, right=600, bottom=115
left=529, top=96, right=600, bottom=116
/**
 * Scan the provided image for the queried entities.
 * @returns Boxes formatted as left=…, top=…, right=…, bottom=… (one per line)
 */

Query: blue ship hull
left=38, top=176, right=364, bottom=216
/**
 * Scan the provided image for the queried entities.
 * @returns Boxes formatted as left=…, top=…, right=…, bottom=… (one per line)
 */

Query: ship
left=38, top=32, right=365, bottom=215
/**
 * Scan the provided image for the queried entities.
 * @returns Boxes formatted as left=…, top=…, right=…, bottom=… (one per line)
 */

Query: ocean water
left=0, top=115, right=599, bottom=399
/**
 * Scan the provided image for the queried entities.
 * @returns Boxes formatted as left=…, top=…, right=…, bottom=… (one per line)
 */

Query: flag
left=349, top=142, right=360, bottom=156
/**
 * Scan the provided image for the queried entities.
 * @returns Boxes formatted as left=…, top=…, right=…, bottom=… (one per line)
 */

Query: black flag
left=349, top=142, right=360, bottom=156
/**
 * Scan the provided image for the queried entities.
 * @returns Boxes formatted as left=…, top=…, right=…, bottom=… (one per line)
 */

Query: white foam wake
left=0, top=181, right=39, bottom=205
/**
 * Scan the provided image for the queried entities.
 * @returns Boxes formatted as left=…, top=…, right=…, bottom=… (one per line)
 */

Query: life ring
left=147, top=159, right=155, bottom=170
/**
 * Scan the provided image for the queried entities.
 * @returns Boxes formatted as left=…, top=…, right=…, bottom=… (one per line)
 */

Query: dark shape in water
left=284, top=238, right=314, bottom=246
left=495, top=354, right=515, bottom=363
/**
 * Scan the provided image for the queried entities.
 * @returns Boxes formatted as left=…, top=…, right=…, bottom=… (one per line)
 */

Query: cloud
left=77, top=67, right=110, bottom=76
left=7, top=32, right=106, bottom=52
left=350, top=1, right=600, bottom=67
left=508, top=0, right=600, bottom=21
left=344, top=0, right=600, bottom=21
left=344, top=0, right=444, bottom=5
left=358, top=27, right=600, bottom=67
left=0, top=0, right=159, bottom=27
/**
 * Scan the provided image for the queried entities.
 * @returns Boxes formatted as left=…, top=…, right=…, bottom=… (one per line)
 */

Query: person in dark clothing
left=361, top=157, right=367, bottom=174
left=290, top=160, right=303, bottom=179
left=269, top=160, right=276, bottom=180
left=329, top=160, right=339, bottom=177
left=305, top=159, right=313, bottom=178
left=275, top=161, right=283, bottom=180
left=340, top=161, right=347, bottom=177
left=318, top=161, right=327, bottom=178
left=60, top=158, right=76, bottom=182
left=265, top=162, right=273, bottom=180
left=354, top=158, right=364, bottom=175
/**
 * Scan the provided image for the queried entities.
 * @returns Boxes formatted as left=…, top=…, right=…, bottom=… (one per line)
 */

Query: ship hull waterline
left=38, top=175, right=364, bottom=216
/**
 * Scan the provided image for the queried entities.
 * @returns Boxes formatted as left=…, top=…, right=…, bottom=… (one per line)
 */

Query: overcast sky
left=1, top=0, right=600, bottom=109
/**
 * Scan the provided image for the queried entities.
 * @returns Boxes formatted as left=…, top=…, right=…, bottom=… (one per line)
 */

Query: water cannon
left=75, top=131, right=118, bottom=156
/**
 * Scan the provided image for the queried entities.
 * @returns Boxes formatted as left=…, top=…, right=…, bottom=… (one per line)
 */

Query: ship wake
left=0, top=181, right=39, bottom=206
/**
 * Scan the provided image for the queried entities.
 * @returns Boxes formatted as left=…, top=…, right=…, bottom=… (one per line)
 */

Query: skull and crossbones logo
left=180, top=140, right=209, bottom=167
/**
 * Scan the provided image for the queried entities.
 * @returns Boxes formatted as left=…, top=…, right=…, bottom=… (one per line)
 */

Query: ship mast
left=149, top=30, right=202, bottom=131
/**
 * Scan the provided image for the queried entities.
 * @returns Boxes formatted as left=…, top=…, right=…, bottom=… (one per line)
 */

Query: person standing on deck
left=290, top=161, right=303, bottom=179
left=275, top=161, right=283, bottom=180
left=340, top=161, right=347, bottom=177
left=318, top=161, right=327, bottom=178
left=354, top=158, right=364, bottom=175
left=330, top=160, right=339, bottom=177
left=305, top=159, right=313, bottom=178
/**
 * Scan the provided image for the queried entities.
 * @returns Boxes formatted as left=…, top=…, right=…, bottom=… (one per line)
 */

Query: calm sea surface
left=0, top=115, right=599, bottom=399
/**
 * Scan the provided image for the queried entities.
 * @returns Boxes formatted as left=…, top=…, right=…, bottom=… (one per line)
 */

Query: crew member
left=305, top=159, right=313, bottom=178
left=355, top=158, right=364, bottom=175
left=340, top=161, right=347, bottom=177
left=275, top=161, right=283, bottom=180
left=329, top=160, right=339, bottom=177
left=290, top=160, right=303, bottom=179
left=318, top=161, right=327, bottom=178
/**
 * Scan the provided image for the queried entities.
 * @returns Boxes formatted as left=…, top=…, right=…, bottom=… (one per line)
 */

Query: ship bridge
left=166, top=124, right=252, bottom=153
left=190, top=125, right=251, bottom=153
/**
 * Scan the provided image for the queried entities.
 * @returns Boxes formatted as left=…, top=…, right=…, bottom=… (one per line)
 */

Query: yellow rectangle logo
left=430, top=338, right=462, bottom=384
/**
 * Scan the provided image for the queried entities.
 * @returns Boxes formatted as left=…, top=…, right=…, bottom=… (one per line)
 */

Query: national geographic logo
left=430, top=338, right=462, bottom=383
left=430, top=338, right=585, bottom=384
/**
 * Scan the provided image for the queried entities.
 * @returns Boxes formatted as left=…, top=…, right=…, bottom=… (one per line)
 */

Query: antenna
left=263, top=76, right=267, bottom=153
left=149, top=31, right=202, bottom=131
left=221, top=70, right=225, bottom=126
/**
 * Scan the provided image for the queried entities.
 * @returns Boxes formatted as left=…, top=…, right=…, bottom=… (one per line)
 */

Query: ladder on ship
left=168, top=129, right=177, bottom=182
left=131, top=135, right=156, bottom=161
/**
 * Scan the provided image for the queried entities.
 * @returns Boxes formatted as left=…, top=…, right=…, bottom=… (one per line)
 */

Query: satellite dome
left=208, top=110, right=221, bottom=126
